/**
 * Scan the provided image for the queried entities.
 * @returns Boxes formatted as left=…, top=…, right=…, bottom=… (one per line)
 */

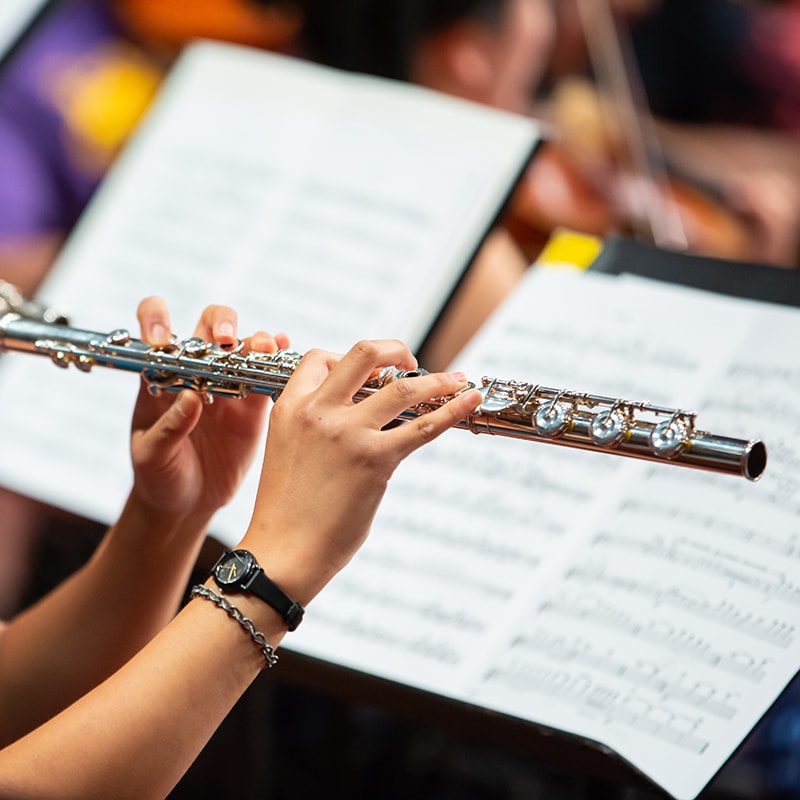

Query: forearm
left=0, top=593, right=282, bottom=800
left=0, top=491, right=211, bottom=744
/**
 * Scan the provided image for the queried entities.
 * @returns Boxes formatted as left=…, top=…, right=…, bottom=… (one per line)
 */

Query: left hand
left=128, top=297, right=289, bottom=523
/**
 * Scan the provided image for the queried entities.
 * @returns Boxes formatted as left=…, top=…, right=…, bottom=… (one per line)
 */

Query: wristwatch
left=211, top=549, right=305, bottom=631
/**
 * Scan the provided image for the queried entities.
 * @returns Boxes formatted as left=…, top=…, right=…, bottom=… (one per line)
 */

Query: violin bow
left=573, top=0, right=690, bottom=250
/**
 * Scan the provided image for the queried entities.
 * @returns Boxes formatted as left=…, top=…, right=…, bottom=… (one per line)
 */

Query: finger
left=244, top=330, right=282, bottom=355
left=133, top=390, right=203, bottom=469
left=137, top=296, right=171, bottom=345
left=315, top=339, right=418, bottom=403
left=278, top=346, right=343, bottom=399
left=358, top=370, right=472, bottom=427
left=193, top=304, right=238, bottom=345
left=384, top=386, right=482, bottom=460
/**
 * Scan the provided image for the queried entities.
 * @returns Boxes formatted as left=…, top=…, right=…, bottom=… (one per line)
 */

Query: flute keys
left=51, top=350, right=70, bottom=368
left=75, top=355, right=94, bottom=372
left=477, top=382, right=516, bottom=414
left=533, top=400, right=572, bottom=437
left=209, top=339, right=244, bottom=356
left=181, top=337, right=210, bottom=358
left=650, top=417, right=690, bottom=458
left=106, top=329, right=131, bottom=346
left=589, top=408, right=629, bottom=447
left=373, top=365, right=430, bottom=389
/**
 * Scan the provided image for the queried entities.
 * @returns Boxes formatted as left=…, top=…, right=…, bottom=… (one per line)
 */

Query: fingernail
left=257, top=332, right=278, bottom=353
left=175, top=391, right=190, bottom=413
left=448, top=371, right=468, bottom=382
left=151, top=323, right=167, bottom=343
left=218, top=321, right=235, bottom=339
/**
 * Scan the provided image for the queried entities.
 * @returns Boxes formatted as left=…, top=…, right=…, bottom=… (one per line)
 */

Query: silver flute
left=0, top=281, right=767, bottom=481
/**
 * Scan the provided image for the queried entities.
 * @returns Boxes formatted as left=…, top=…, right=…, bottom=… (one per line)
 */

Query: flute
left=0, top=283, right=767, bottom=481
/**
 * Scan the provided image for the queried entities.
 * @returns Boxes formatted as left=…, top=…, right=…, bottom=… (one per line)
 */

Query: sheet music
left=290, top=269, right=800, bottom=800
left=0, top=39, right=541, bottom=524
left=1, top=32, right=793, bottom=797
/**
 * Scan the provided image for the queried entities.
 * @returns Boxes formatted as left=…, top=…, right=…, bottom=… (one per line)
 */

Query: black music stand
left=588, top=235, right=800, bottom=308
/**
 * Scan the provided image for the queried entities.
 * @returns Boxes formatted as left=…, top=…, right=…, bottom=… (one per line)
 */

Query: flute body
left=0, top=309, right=767, bottom=482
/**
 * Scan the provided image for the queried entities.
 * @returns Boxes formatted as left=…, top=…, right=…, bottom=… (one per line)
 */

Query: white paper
left=289, top=269, right=799, bottom=800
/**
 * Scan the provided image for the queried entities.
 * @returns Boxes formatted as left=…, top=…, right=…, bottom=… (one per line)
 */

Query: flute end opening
left=745, top=441, right=768, bottom=482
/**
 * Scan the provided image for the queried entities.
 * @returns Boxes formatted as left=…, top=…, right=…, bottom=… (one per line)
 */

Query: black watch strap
left=212, top=549, right=305, bottom=631
left=244, top=568, right=305, bottom=631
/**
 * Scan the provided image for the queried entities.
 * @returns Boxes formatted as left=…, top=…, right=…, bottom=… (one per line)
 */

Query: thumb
left=133, top=391, right=203, bottom=470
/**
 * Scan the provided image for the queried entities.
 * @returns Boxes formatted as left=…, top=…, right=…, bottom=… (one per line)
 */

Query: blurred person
left=299, top=0, right=557, bottom=116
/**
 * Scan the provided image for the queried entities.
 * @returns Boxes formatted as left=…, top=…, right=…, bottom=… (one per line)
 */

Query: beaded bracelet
left=190, top=584, right=279, bottom=668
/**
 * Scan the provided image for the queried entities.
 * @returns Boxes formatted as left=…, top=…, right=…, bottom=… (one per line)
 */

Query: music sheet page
left=290, top=269, right=800, bottom=800
left=0, top=39, right=541, bottom=523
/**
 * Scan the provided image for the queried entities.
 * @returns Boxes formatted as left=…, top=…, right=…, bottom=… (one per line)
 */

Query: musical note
left=482, top=656, right=710, bottom=755
left=563, top=563, right=795, bottom=649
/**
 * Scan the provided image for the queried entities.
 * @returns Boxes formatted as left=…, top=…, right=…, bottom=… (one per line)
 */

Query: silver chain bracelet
left=190, top=584, right=279, bottom=668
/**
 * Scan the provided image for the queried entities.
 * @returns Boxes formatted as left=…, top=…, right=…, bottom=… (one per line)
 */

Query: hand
left=240, top=339, right=482, bottom=604
left=129, top=297, right=290, bottom=524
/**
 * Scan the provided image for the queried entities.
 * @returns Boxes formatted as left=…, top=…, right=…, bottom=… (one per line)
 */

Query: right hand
left=239, top=339, right=482, bottom=605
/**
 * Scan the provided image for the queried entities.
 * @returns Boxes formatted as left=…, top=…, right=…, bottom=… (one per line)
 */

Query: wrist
left=127, top=483, right=187, bottom=528
left=210, top=549, right=305, bottom=632
left=107, top=490, right=211, bottom=571
left=128, top=469, right=226, bottom=535
left=236, top=529, right=341, bottom=610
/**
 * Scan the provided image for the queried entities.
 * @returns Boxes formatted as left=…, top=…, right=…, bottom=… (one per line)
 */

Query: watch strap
left=243, top=568, right=305, bottom=631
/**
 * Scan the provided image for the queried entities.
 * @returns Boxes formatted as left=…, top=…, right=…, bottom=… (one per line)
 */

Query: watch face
left=215, top=550, right=253, bottom=587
